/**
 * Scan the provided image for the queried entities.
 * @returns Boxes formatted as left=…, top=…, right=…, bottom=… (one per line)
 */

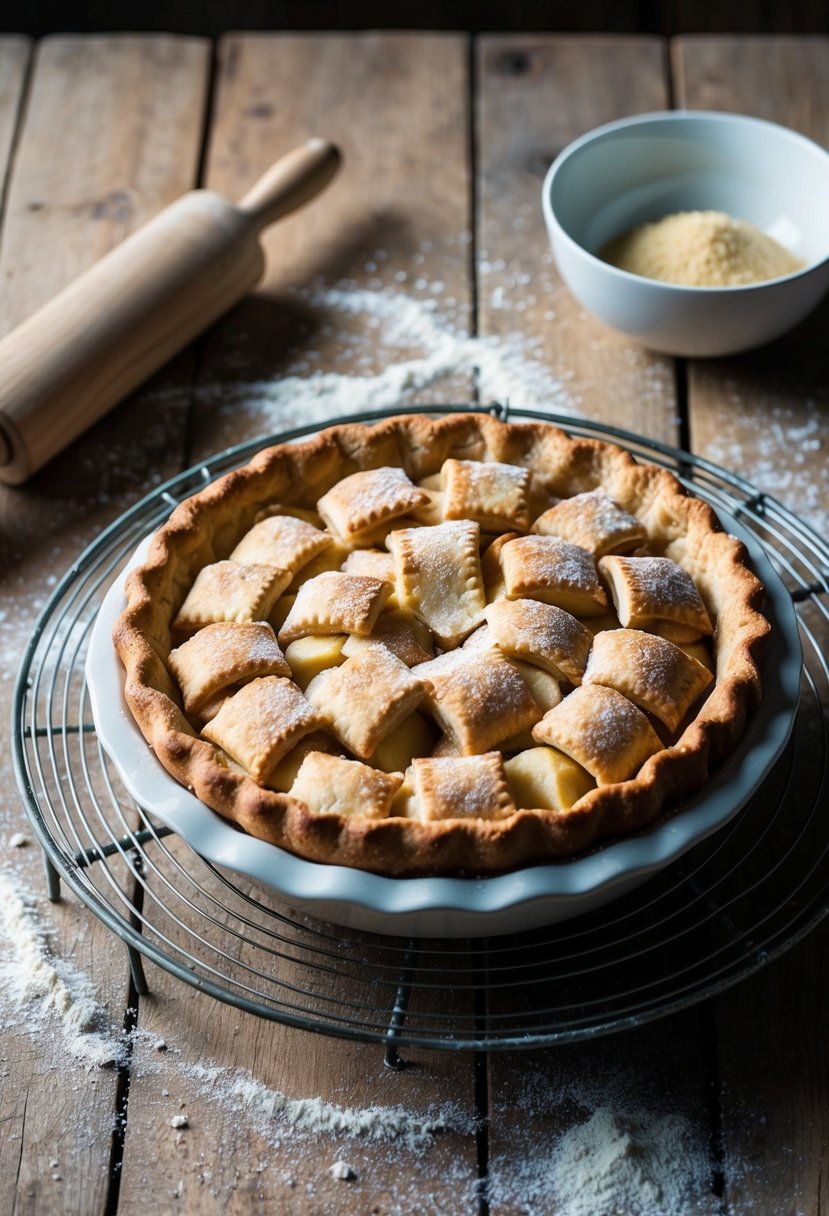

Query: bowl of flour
left=542, top=110, right=829, bottom=356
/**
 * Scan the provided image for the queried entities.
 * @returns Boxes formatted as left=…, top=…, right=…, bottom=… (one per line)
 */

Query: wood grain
left=674, top=34, right=829, bottom=1216
left=114, top=33, right=480, bottom=1215
left=0, top=34, right=209, bottom=1216
left=673, top=36, right=829, bottom=541
left=476, top=35, right=679, bottom=440
left=478, top=35, right=719, bottom=1215
left=0, top=38, right=29, bottom=216
left=185, top=31, right=477, bottom=459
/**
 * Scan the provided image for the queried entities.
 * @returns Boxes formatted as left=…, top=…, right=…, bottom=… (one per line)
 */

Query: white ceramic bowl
left=542, top=110, right=829, bottom=357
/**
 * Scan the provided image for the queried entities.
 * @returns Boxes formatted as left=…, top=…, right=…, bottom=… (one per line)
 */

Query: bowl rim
left=542, top=108, right=829, bottom=294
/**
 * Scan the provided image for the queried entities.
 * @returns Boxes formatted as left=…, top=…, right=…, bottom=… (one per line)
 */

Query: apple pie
left=113, top=413, right=769, bottom=876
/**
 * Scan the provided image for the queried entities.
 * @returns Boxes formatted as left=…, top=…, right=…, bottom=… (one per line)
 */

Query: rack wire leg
left=384, top=943, right=417, bottom=1069
left=127, top=945, right=149, bottom=996
left=43, top=852, right=61, bottom=902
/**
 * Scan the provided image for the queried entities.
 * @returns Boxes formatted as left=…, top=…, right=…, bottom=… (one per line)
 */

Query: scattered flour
left=0, top=871, right=126, bottom=1069
left=0, top=864, right=471, bottom=1155
left=181, top=1058, right=462, bottom=1152
left=488, top=1049, right=721, bottom=1216
left=703, top=398, right=829, bottom=541
left=548, top=1106, right=711, bottom=1216
left=189, top=285, right=578, bottom=436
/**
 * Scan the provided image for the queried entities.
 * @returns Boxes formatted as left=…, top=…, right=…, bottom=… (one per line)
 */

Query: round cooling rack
left=12, top=405, right=829, bottom=1054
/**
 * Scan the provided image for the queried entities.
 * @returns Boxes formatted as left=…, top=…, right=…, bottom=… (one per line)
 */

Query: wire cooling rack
left=12, top=406, right=829, bottom=1054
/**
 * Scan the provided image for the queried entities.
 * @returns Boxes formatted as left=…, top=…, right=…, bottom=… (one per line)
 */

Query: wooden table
left=1, top=31, right=827, bottom=1215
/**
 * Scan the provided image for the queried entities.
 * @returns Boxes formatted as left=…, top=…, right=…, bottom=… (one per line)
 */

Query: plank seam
left=473, top=937, right=490, bottom=1214
left=181, top=37, right=220, bottom=474
left=468, top=32, right=480, bottom=363
left=104, top=870, right=146, bottom=1216
left=0, top=39, right=34, bottom=271
left=699, top=1001, right=729, bottom=1213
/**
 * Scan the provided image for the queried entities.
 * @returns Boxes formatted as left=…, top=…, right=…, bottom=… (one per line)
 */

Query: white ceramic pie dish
left=87, top=508, right=800, bottom=938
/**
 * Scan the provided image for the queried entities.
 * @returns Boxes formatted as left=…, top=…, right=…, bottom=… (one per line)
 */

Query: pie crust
left=113, top=413, right=769, bottom=876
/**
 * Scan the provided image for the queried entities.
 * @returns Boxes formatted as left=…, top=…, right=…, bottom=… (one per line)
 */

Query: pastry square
left=173, top=561, right=291, bottom=633
left=583, top=628, right=714, bottom=732
left=532, top=488, right=646, bottom=557
left=341, top=548, right=396, bottom=583
left=422, top=648, right=542, bottom=754
left=285, top=539, right=350, bottom=593
left=317, top=466, right=430, bottom=542
left=599, top=555, right=713, bottom=637
left=484, top=598, right=593, bottom=684
left=342, top=609, right=434, bottom=667
left=278, top=571, right=392, bottom=646
left=532, top=684, right=663, bottom=785
left=305, top=646, right=428, bottom=759
left=169, top=621, right=290, bottom=716
left=230, top=514, right=334, bottom=575
left=441, top=458, right=531, bottom=532
left=500, top=536, right=608, bottom=616
left=412, top=753, right=517, bottom=822
left=389, top=520, right=486, bottom=646
left=290, top=751, right=402, bottom=818
left=202, top=676, right=326, bottom=785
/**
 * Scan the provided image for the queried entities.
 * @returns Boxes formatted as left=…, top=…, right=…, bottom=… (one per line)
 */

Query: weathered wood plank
left=186, top=31, right=477, bottom=459
left=479, top=34, right=719, bottom=1216
left=0, top=33, right=210, bottom=1216
left=476, top=34, right=678, bottom=441
left=0, top=38, right=29, bottom=216
left=673, top=35, right=829, bottom=541
left=115, top=33, right=480, bottom=1215
left=675, top=33, right=829, bottom=1216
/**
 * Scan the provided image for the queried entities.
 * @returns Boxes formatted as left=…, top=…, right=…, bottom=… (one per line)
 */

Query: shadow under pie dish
left=112, top=412, right=770, bottom=877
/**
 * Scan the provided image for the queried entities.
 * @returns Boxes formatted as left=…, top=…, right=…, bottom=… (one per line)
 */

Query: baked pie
left=114, top=413, right=769, bottom=876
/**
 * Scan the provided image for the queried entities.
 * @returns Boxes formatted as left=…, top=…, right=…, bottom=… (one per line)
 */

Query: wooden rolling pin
left=0, top=137, right=341, bottom=484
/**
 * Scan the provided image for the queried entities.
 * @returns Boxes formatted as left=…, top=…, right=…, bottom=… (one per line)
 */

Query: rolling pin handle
left=237, top=137, right=341, bottom=232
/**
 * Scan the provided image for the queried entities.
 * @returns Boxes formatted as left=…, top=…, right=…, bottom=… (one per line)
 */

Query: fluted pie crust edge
left=112, top=413, right=769, bottom=876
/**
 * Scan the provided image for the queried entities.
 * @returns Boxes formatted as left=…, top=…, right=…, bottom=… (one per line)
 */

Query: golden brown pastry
left=114, top=413, right=768, bottom=875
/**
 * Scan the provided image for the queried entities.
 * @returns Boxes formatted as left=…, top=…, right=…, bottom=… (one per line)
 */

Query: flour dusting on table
left=547, top=1106, right=710, bottom=1216
left=189, top=285, right=578, bottom=439
left=180, top=1057, right=467, bottom=1152
left=0, top=871, right=126, bottom=1069
left=487, top=1046, right=721, bottom=1215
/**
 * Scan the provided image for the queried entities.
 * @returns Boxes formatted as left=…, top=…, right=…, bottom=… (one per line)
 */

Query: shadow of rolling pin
left=0, top=137, right=341, bottom=484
